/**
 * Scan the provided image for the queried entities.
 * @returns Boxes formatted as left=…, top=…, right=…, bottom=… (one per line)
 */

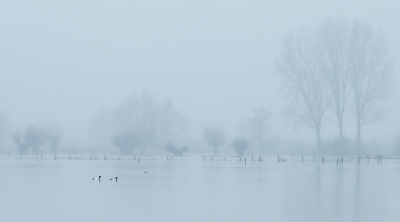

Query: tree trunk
left=356, top=117, right=362, bottom=154
left=316, top=127, right=322, bottom=153
left=337, top=113, right=344, bottom=139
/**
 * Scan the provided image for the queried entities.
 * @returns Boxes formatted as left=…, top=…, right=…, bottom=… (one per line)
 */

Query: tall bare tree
left=318, top=18, right=353, bottom=139
left=277, top=29, right=331, bottom=152
left=349, top=20, right=392, bottom=153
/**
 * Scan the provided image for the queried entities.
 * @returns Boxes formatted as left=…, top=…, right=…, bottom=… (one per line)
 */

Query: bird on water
left=92, top=176, right=101, bottom=181
left=110, top=177, right=118, bottom=181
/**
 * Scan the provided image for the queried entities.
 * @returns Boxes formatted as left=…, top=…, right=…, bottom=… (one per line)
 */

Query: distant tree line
left=12, top=125, right=62, bottom=154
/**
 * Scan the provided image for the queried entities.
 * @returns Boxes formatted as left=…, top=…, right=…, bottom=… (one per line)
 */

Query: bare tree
left=112, top=91, right=189, bottom=154
left=155, top=99, right=190, bottom=147
left=24, top=125, right=48, bottom=154
left=203, top=127, right=225, bottom=155
left=318, top=18, right=353, bottom=139
left=113, top=92, right=157, bottom=154
left=48, top=126, right=63, bottom=154
left=12, top=131, right=30, bottom=154
left=349, top=20, right=392, bottom=153
left=277, top=28, right=331, bottom=152
left=232, top=138, right=248, bottom=157
left=241, top=107, right=272, bottom=150
left=166, top=143, right=189, bottom=156
left=112, top=131, right=142, bottom=155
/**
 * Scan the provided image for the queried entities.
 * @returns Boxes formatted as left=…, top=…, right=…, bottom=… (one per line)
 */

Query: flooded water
left=1, top=155, right=400, bottom=222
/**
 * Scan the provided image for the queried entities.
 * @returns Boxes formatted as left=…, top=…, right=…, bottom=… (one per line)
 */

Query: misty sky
left=0, top=0, right=399, bottom=147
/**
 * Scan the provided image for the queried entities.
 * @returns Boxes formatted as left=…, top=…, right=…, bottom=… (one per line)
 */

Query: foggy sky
left=0, top=0, right=399, bottom=147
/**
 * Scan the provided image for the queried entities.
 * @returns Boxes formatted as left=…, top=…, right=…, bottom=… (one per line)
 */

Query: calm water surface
left=1, top=155, right=400, bottom=222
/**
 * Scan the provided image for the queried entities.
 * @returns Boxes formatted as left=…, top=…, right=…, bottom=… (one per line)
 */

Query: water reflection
left=1, top=155, right=400, bottom=222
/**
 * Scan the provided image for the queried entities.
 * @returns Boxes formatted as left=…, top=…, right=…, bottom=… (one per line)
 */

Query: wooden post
left=203, top=155, right=205, bottom=161
left=341, top=157, right=343, bottom=163
left=167, top=156, right=169, bottom=160
left=359, top=156, right=360, bottom=163
left=138, top=158, right=140, bottom=162
left=240, top=157, right=241, bottom=161
left=55, top=155, right=56, bottom=160
left=225, top=157, right=226, bottom=161
left=322, top=156, right=324, bottom=163
left=41, top=154, right=42, bottom=159
left=302, top=155, right=303, bottom=163
left=90, top=156, right=92, bottom=160
left=135, top=155, right=136, bottom=160
left=21, top=156, right=22, bottom=159
left=337, top=159, right=338, bottom=165
left=278, top=156, right=279, bottom=162
left=252, top=155, right=253, bottom=161
left=367, top=154, right=369, bottom=163
left=104, top=155, right=106, bottom=160
left=245, top=158, right=246, bottom=164
left=171, top=157, right=172, bottom=161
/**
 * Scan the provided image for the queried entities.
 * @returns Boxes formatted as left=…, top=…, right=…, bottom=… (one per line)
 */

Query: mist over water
left=1, top=1, right=400, bottom=221
left=2, top=155, right=400, bottom=222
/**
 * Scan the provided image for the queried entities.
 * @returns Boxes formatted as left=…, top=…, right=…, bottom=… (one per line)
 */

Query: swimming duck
left=92, top=176, right=101, bottom=180
left=144, top=171, right=148, bottom=173
left=110, top=177, right=118, bottom=181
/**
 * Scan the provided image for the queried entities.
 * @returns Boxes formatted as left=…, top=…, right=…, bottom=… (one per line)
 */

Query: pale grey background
left=0, top=0, right=399, bottom=148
